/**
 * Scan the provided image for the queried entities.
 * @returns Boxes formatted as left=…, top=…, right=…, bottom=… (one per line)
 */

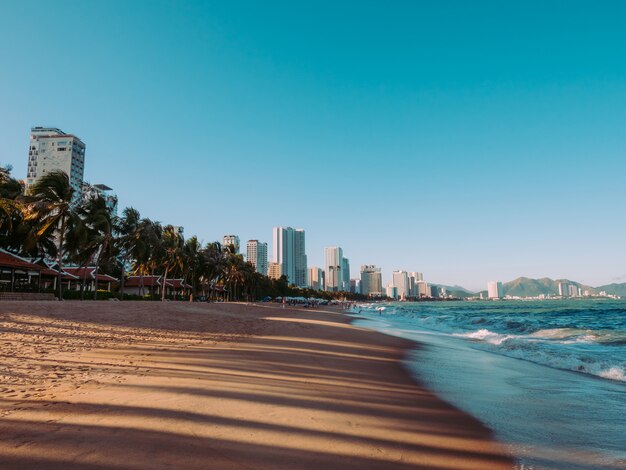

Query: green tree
left=26, top=171, right=76, bottom=300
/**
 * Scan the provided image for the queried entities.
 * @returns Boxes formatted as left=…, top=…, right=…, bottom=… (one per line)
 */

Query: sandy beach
left=0, top=301, right=513, bottom=469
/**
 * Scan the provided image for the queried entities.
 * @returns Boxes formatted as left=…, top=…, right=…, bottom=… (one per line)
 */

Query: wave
left=452, top=328, right=626, bottom=382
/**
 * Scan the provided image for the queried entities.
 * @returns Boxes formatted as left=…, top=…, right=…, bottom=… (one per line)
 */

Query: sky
left=1, top=0, right=625, bottom=291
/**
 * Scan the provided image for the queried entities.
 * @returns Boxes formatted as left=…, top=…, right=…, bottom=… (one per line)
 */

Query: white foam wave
left=453, top=329, right=517, bottom=345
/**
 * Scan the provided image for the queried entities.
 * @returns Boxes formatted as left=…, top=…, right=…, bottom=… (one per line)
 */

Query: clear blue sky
left=1, top=0, right=625, bottom=290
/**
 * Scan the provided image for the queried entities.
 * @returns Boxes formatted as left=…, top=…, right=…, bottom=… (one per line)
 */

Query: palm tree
left=0, top=166, right=24, bottom=233
left=158, top=225, right=184, bottom=301
left=183, top=236, right=202, bottom=300
left=117, top=207, right=141, bottom=300
left=76, top=195, right=117, bottom=299
left=201, top=242, right=225, bottom=300
left=26, top=171, right=76, bottom=300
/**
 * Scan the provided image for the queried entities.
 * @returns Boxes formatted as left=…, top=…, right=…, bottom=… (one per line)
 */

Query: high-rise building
left=308, top=267, right=325, bottom=291
left=350, top=279, right=360, bottom=294
left=487, top=281, right=504, bottom=299
left=294, top=229, right=307, bottom=288
left=27, top=127, right=86, bottom=197
left=272, top=227, right=307, bottom=287
left=386, top=285, right=398, bottom=300
left=324, top=246, right=343, bottom=291
left=408, top=272, right=423, bottom=297
left=416, top=281, right=430, bottom=297
left=392, top=270, right=409, bottom=300
left=223, top=235, right=240, bottom=253
left=341, top=257, right=350, bottom=291
left=246, top=240, right=268, bottom=275
left=268, top=262, right=282, bottom=280
left=360, top=265, right=382, bottom=297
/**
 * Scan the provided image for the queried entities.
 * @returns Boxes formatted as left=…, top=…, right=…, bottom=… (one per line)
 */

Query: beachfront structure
left=272, top=227, right=307, bottom=287
left=26, top=127, right=86, bottom=197
left=559, top=282, right=581, bottom=297
left=416, top=280, right=430, bottom=297
left=392, top=270, right=409, bottom=300
left=324, top=246, right=344, bottom=291
left=268, top=262, right=282, bottom=280
left=386, top=285, right=398, bottom=300
left=223, top=235, right=240, bottom=253
left=360, top=265, right=382, bottom=297
left=294, top=229, right=307, bottom=288
left=487, top=281, right=504, bottom=299
left=246, top=240, right=268, bottom=275
left=308, top=267, right=325, bottom=291
left=408, top=272, right=423, bottom=297
left=341, top=258, right=350, bottom=291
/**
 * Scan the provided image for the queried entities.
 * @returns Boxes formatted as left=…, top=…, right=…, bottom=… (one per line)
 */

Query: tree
left=26, top=171, right=76, bottom=300
left=183, top=236, right=203, bottom=300
left=158, top=225, right=184, bottom=301
left=76, top=195, right=118, bottom=299
left=117, top=207, right=141, bottom=300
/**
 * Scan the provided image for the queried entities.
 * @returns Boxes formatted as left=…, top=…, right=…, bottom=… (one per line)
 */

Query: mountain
left=595, top=283, right=626, bottom=297
left=432, top=284, right=475, bottom=299
left=502, top=277, right=598, bottom=297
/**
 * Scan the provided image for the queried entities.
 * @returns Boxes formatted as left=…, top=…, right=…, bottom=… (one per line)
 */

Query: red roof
left=165, top=279, right=191, bottom=289
left=0, top=250, right=42, bottom=271
left=63, top=267, right=118, bottom=282
left=125, top=275, right=162, bottom=287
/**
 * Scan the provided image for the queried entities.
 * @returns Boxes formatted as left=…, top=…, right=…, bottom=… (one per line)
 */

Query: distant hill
left=503, top=277, right=598, bottom=297
left=595, top=283, right=626, bottom=297
left=432, top=277, right=626, bottom=299
left=432, top=284, right=475, bottom=299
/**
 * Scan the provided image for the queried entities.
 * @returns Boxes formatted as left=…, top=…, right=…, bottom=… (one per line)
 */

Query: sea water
left=349, top=300, right=626, bottom=469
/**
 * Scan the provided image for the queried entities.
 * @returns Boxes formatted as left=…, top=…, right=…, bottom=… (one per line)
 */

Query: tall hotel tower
left=360, top=265, right=382, bottom=296
left=246, top=240, right=268, bottom=275
left=324, top=246, right=344, bottom=291
left=272, top=227, right=307, bottom=287
left=27, top=127, right=86, bottom=196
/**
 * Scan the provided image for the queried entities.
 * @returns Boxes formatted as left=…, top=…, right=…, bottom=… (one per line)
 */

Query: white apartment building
left=487, top=281, right=504, bottom=299
left=27, top=127, right=86, bottom=197
left=386, top=285, right=398, bottom=300
left=416, top=280, right=430, bottom=297
left=272, top=227, right=307, bottom=287
left=246, top=240, right=268, bottom=275
left=223, top=235, right=240, bottom=253
left=324, top=246, right=343, bottom=291
left=392, top=270, right=409, bottom=300
left=360, top=265, right=382, bottom=296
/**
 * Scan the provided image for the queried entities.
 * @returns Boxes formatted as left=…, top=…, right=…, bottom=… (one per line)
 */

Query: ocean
left=349, top=299, right=626, bottom=470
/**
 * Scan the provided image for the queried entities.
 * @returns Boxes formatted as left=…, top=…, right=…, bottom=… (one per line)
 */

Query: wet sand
left=0, top=301, right=513, bottom=469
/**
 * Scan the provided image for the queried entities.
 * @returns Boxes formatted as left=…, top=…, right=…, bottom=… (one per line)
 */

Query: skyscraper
left=246, top=240, right=268, bottom=275
left=308, top=267, right=325, bottom=291
left=487, top=281, right=504, bottom=299
left=341, top=257, right=350, bottom=292
left=223, top=235, right=240, bottom=253
left=27, top=127, right=86, bottom=197
left=324, top=246, right=343, bottom=291
left=272, top=227, right=307, bottom=287
left=294, top=229, right=307, bottom=288
left=392, top=270, right=409, bottom=299
left=360, top=265, right=382, bottom=297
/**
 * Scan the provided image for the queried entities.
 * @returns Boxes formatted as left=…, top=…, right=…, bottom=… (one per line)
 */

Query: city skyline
left=2, top=2, right=626, bottom=290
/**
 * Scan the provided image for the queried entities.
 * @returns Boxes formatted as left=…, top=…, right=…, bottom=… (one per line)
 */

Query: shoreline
left=0, top=301, right=514, bottom=469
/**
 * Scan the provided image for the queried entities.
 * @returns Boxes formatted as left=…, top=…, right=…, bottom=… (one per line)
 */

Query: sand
left=0, top=301, right=513, bottom=469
